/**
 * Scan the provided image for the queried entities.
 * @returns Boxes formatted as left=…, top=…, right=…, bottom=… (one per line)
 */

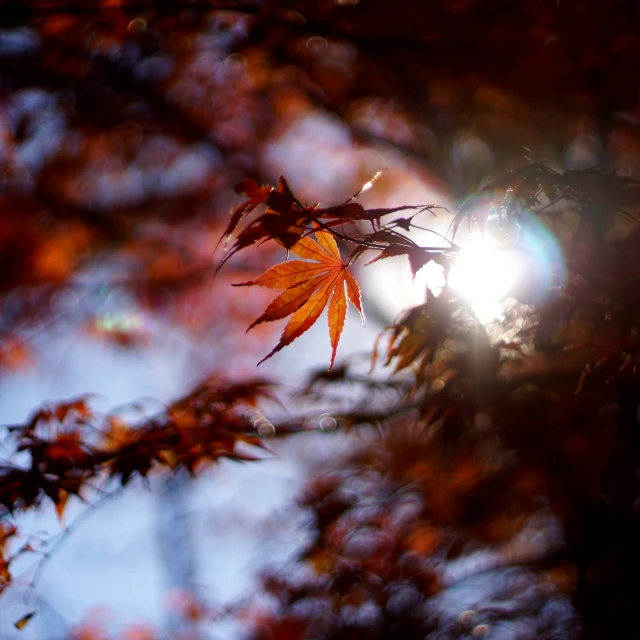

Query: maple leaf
left=235, top=227, right=364, bottom=370
left=218, top=177, right=308, bottom=269
left=218, top=178, right=274, bottom=249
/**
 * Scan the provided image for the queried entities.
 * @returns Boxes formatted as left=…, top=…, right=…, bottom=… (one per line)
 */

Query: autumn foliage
left=3, top=0, right=640, bottom=638
left=218, top=166, right=640, bottom=639
left=221, top=174, right=450, bottom=368
left=4, top=158, right=640, bottom=636
left=235, top=224, right=363, bottom=368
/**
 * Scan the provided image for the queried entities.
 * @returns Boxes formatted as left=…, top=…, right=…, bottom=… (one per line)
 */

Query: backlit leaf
left=241, top=229, right=363, bottom=369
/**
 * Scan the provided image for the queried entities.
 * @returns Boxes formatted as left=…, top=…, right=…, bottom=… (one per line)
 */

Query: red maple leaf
left=235, top=227, right=364, bottom=369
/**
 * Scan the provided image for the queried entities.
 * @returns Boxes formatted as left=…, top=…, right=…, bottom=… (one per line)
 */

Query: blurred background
left=0, top=0, right=639, bottom=637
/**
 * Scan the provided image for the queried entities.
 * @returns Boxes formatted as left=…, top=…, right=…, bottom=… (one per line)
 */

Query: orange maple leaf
left=235, top=227, right=364, bottom=369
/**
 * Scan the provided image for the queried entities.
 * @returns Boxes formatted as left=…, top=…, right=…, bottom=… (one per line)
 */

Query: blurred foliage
left=1, top=1, right=640, bottom=639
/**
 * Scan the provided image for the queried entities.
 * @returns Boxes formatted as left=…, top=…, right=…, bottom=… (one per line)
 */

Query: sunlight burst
left=449, top=236, right=517, bottom=322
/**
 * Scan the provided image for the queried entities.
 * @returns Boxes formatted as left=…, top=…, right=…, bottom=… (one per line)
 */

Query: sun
left=449, top=236, right=516, bottom=322
left=416, top=234, right=518, bottom=322
left=382, top=216, right=562, bottom=323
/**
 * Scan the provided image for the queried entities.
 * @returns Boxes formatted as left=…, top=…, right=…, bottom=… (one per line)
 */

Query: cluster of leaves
left=451, top=162, right=640, bottom=238
left=251, top=361, right=640, bottom=639
left=0, top=1, right=292, bottom=377
left=213, top=166, right=640, bottom=638
left=0, top=378, right=276, bottom=595
left=221, top=165, right=640, bottom=373
left=220, top=175, right=451, bottom=368
left=251, top=427, right=581, bottom=640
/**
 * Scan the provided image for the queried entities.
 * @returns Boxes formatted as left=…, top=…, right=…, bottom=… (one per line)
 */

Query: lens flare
left=406, top=212, right=565, bottom=323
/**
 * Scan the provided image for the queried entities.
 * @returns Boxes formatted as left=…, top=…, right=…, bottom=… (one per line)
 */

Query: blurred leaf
left=14, top=612, right=35, bottom=630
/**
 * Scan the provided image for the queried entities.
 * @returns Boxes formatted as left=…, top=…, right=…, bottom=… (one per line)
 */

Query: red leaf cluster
left=220, top=176, right=447, bottom=368
left=0, top=379, right=277, bottom=593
